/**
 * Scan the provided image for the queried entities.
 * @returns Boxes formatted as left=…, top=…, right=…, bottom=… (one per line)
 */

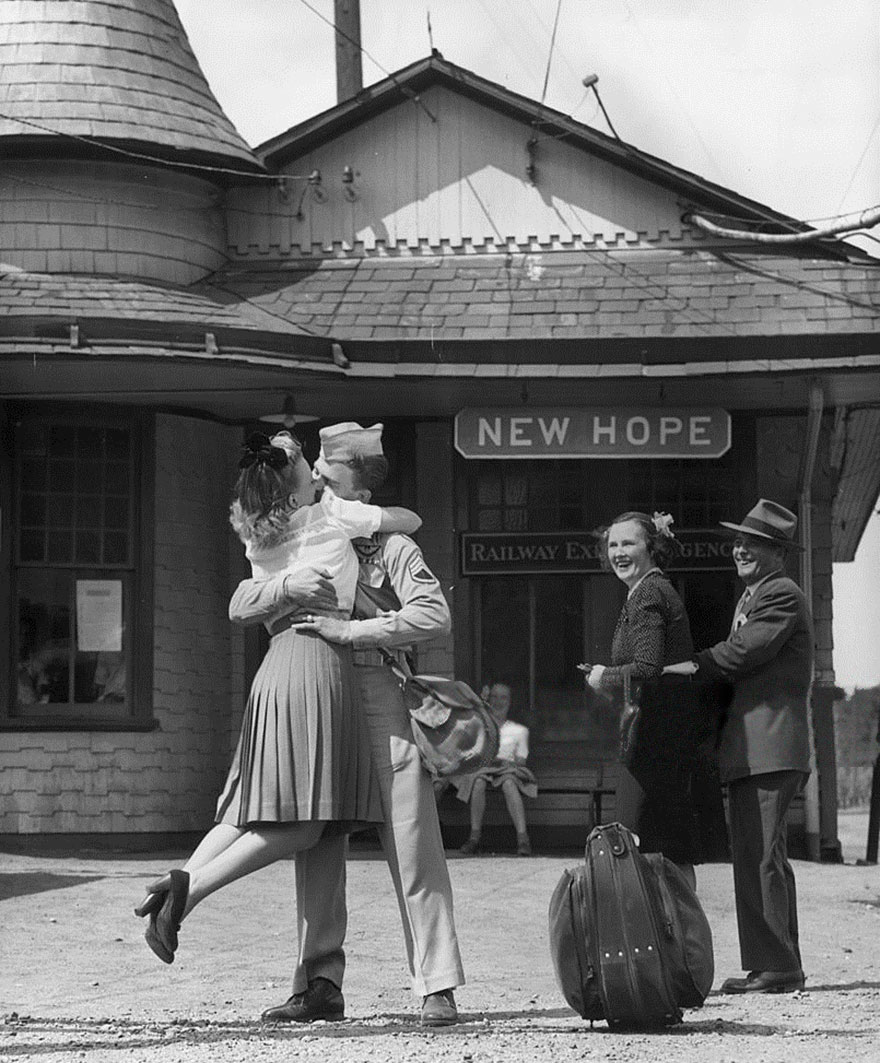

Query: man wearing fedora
left=668, top=499, right=813, bottom=994
left=228, top=422, right=464, bottom=1027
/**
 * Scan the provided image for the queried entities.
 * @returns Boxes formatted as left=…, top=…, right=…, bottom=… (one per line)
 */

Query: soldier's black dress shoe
left=261, top=977, right=345, bottom=1023
left=720, top=969, right=805, bottom=994
left=421, top=988, right=458, bottom=1026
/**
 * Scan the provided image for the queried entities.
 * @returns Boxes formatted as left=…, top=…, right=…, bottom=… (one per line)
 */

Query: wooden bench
left=437, top=762, right=619, bottom=851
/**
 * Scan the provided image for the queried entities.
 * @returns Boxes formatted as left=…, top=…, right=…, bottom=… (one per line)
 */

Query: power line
left=522, top=0, right=586, bottom=90
left=0, top=110, right=305, bottom=183
left=475, top=0, right=541, bottom=94
left=540, top=0, right=564, bottom=107
left=619, top=0, right=724, bottom=179
left=295, top=0, right=436, bottom=122
left=836, top=110, right=880, bottom=212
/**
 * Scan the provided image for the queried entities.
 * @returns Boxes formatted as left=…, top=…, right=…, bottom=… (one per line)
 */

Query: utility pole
left=335, top=0, right=363, bottom=103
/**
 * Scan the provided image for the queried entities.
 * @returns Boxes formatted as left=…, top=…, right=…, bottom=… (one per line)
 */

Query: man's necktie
left=732, top=588, right=752, bottom=633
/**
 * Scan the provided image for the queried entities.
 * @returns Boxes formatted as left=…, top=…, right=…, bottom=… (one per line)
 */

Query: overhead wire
left=0, top=166, right=322, bottom=221
left=836, top=109, right=880, bottom=212
left=619, top=0, right=724, bottom=179
left=539, top=0, right=564, bottom=107
left=713, top=251, right=880, bottom=313
left=0, top=110, right=306, bottom=182
left=294, top=0, right=436, bottom=122
left=475, top=0, right=541, bottom=93
left=522, top=0, right=586, bottom=89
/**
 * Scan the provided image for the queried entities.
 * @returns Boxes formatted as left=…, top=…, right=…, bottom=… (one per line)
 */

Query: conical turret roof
left=0, top=0, right=262, bottom=172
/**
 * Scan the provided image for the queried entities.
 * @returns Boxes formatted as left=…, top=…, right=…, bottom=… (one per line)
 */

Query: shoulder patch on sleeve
left=408, top=557, right=437, bottom=584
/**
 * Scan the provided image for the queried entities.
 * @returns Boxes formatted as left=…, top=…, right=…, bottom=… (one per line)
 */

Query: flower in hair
left=239, top=432, right=289, bottom=470
left=651, top=511, right=675, bottom=538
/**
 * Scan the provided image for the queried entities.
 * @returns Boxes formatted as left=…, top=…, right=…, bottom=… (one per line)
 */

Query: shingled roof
left=0, top=269, right=330, bottom=360
left=0, top=0, right=262, bottom=172
left=207, top=248, right=880, bottom=353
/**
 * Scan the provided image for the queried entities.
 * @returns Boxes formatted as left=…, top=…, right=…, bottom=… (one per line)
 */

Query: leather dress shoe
left=261, top=978, right=344, bottom=1023
left=421, top=988, right=458, bottom=1027
left=720, top=969, right=805, bottom=994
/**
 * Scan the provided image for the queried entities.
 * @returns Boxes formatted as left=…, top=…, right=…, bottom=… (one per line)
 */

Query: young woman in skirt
left=135, top=431, right=420, bottom=963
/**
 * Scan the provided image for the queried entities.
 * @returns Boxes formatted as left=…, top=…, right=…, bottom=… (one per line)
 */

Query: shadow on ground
left=0, top=872, right=104, bottom=902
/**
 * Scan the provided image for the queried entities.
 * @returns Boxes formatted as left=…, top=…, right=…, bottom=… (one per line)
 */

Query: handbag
left=379, top=649, right=500, bottom=777
left=618, top=670, right=641, bottom=769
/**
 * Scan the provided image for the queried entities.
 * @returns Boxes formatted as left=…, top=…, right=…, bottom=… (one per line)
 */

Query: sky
left=173, top=0, right=880, bottom=688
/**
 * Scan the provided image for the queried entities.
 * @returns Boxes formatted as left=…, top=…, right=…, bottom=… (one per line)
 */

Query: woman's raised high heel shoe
left=142, top=870, right=189, bottom=964
left=134, top=886, right=166, bottom=919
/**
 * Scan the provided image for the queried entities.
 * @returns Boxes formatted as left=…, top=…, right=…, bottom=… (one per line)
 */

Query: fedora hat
left=720, top=499, right=802, bottom=548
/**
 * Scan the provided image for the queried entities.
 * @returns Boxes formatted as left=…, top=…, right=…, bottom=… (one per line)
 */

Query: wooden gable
left=228, top=83, right=701, bottom=257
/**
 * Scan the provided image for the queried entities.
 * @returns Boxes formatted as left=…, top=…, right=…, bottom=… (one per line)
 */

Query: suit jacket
left=695, top=572, right=813, bottom=783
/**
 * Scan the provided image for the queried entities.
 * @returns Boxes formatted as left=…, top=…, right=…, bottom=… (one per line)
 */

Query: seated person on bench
left=454, top=682, right=538, bottom=856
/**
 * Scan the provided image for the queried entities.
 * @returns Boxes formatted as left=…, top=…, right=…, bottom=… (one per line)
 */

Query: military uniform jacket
left=695, top=572, right=813, bottom=783
left=228, top=532, right=450, bottom=651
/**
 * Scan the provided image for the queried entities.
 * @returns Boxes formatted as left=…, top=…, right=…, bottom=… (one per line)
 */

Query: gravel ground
left=2, top=809, right=878, bottom=1062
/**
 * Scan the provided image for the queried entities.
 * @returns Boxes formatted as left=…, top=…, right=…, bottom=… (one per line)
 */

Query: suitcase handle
left=587, top=823, right=629, bottom=859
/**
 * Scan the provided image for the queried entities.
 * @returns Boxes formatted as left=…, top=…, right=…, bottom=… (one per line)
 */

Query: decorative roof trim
left=256, top=54, right=851, bottom=257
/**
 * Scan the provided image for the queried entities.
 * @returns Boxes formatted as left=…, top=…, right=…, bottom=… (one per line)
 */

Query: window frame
left=1, top=405, right=155, bottom=731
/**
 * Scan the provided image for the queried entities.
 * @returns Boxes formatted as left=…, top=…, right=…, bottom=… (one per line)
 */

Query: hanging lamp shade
left=260, top=394, right=319, bottom=429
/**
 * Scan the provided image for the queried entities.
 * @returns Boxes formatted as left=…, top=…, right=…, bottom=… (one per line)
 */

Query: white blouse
left=497, top=719, right=530, bottom=763
left=244, top=492, right=382, bottom=615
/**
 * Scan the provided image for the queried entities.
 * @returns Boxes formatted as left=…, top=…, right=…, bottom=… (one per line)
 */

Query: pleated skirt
left=215, top=628, right=382, bottom=828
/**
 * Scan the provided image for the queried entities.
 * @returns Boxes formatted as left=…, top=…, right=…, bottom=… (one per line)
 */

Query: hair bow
left=651, top=511, right=675, bottom=538
left=239, top=432, right=289, bottom=470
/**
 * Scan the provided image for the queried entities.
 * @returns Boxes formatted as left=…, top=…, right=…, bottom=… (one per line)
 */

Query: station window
left=2, top=413, right=154, bottom=729
left=470, top=449, right=743, bottom=533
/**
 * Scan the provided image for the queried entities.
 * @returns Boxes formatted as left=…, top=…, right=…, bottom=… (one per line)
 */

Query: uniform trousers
left=291, top=664, right=465, bottom=997
left=727, top=769, right=807, bottom=973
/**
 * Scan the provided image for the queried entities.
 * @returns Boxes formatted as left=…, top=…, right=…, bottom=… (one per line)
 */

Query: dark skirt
left=616, top=675, right=730, bottom=865
left=215, top=628, right=382, bottom=828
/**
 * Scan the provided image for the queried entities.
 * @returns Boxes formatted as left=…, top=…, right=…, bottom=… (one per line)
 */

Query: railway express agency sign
left=454, top=407, right=730, bottom=459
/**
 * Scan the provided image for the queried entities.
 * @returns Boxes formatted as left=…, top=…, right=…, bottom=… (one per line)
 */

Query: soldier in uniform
left=227, top=422, right=464, bottom=1027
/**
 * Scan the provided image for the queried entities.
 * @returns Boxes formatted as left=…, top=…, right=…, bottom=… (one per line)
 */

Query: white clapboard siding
left=228, top=84, right=691, bottom=257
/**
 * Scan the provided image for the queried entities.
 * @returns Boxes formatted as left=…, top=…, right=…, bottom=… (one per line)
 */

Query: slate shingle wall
left=0, top=160, right=227, bottom=284
left=0, top=0, right=259, bottom=166
left=0, top=414, right=245, bottom=834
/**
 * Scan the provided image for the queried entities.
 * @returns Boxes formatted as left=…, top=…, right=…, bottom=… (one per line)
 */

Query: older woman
left=580, top=511, right=721, bottom=888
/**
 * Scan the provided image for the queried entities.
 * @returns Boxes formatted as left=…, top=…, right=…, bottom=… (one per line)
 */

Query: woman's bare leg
left=500, top=778, right=528, bottom=835
left=184, top=821, right=326, bottom=918
left=469, top=777, right=488, bottom=836
left=183, top=824, right=246, bottom=874
left=136, top=823, right=245, bottom=916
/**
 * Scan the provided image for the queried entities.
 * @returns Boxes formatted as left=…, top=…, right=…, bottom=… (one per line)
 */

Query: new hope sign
left=454, top=407, right=730, bottom=459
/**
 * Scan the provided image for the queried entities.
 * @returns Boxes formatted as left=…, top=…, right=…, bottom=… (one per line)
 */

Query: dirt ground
left=1, top=809, right=878, bottom=1062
